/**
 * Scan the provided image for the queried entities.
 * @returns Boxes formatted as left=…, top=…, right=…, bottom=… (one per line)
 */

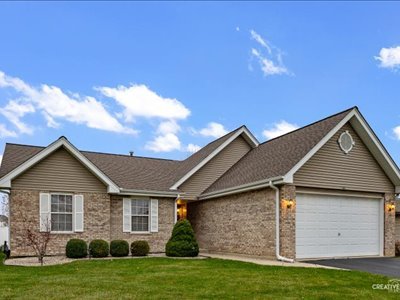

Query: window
left=51, top=194, right=73, bottom=232
left=338, top=130, right=355, bottom=154
left=131, top=199, right=150, bottom=232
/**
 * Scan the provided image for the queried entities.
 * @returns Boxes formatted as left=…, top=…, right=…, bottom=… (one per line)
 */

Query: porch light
left=388, top=203, right=395, bottom=212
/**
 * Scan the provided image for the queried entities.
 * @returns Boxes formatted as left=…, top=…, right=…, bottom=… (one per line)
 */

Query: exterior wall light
left=283, top=199, right=294, bottom=209
left=388, top=203, right=395, bottom=212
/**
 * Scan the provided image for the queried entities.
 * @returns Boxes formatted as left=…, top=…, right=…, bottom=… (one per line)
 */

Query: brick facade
left=188, top=188, right=276, bottom=258
left=279, top=184, right=296, bottom=259
left=384, top=192, right=396, bottom=256
left=110, top=195, right=175, bottom=253
left=10, top=189, right=110, bottom=256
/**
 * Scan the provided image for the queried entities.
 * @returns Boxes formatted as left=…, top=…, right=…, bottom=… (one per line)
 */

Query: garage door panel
left=296, top=193, right=381, bottom=259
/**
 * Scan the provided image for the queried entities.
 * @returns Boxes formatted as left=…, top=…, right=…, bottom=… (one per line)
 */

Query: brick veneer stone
left=188, top=188, right=276, bottom=258
left=10, top=189, right=111, bottom=256
left=110, top=195, right=175, bottom=253
left=279, top=184, right=296, bottom=259
left=384, top=193, right=396, bottom=257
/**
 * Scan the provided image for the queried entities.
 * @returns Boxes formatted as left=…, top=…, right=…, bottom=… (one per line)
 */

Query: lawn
left=0, top=255, right=398, bottom=299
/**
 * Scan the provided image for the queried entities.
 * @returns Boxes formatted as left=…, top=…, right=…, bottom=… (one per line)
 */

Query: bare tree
left=0, top=192, right=9, bottom=218
left=20, top=213, right=52, bottom=266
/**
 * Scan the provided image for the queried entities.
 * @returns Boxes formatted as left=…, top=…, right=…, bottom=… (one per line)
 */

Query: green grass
left=0, top=254, right=398, bottom=299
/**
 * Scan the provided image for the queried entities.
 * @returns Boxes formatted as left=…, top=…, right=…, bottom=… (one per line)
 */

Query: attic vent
left=338, top=130, right=355, bottom=154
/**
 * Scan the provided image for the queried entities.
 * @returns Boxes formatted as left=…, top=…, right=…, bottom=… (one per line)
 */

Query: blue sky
left=0, top=2, right=400, bottom=164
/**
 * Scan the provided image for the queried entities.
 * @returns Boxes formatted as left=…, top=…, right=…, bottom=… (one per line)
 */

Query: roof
left=0, top=126, right=254, bottom=193
left=202, top=107, right=355, bottom=195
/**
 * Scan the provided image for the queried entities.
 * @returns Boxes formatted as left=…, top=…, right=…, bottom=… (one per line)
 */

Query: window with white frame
left=131, top=199, right=150, bottom=232
left=50, top=194, right=73, bottom=232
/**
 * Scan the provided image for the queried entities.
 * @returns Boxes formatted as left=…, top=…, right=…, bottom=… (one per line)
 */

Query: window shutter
left=39, top=193, right=51, bottom=232
left=123, top=198, right=131, bottom=233
left=150, top=199, right=158, bottom=233
left=74, top=195, right=84, bottom=232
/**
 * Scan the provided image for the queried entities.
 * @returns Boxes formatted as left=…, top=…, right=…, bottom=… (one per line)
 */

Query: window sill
left=130, top=231, right=152, bottom=235
left=50, top=231, right=75, bottom=234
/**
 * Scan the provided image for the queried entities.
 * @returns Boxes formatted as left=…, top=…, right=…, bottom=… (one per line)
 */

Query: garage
left=296, top=193, right=383, bottom=259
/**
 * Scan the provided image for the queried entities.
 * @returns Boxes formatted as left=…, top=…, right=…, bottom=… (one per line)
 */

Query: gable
left=12, top=147, right=107, bottom=193
left=294, top=122, right=394, bottom=193
left=179, top=135, right=252, bottom=199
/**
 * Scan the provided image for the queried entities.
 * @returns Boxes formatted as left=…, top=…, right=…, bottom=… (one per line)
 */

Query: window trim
left=50, top=193, right=74, bottom=234
left=130, top=198, right=151, bottom=234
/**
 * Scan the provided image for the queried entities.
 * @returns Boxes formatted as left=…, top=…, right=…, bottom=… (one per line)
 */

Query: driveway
left=306, top=257, right=400, bottom=278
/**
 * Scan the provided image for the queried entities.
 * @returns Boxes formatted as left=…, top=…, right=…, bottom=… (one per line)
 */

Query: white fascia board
left=170, top=127, right=259, bottom=190
left=199, top=176, right=285, bottom=200
left=0, top=137, right=120, bottom=193
left=284, top=109, right=356, bottom=180
left=118, top=188, right=181, bottom=198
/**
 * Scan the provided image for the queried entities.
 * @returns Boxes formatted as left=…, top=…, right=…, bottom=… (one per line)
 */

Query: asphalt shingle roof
left=203, top=107, right=353, bottom=194
left=0, top=126, right=244, bottom=192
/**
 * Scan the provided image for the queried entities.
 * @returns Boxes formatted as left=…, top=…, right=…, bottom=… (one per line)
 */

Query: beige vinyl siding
left=12, top=147, right=107, bottom=193
left=180, top=136, right=252, bottom=199
left=294, top=123, right=394, bottom=193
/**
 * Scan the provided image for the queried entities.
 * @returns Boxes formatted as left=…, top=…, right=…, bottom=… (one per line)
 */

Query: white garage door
left=296, top=193, right=382, bottom=259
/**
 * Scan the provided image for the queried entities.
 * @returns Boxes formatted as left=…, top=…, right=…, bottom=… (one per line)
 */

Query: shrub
left=66, top=239, right=88, bottom=258
left=131, top=240, right=150, bottom=256
left=110, top=240, right=129, bottom=257
left=396, top=241, right=400, bottom=257
left=0, top=252, right=5, bottom=264
left=165, top=219, right=199, bottom=257
left=89, top=239, right=109, bottom=258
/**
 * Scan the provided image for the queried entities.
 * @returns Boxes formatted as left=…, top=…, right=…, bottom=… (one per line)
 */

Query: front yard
left=0, top=255, right=398, bottom=299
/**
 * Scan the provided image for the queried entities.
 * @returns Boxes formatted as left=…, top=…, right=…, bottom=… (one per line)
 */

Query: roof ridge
left=82, top=149, right=179, bottom=162
left=258, top=106, right=356, bottom=146
left=5, top=142, right=179, bottom=162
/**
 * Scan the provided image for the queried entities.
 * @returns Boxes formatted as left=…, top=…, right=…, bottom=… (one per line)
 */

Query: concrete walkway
left=201, top=253, right=344, bottom=270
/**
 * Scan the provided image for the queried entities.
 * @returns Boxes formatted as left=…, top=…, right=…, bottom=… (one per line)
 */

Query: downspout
left=268, top=181, right=294, bottom=263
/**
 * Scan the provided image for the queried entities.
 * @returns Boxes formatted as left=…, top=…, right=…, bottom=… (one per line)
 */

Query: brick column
left=384, top=193, right=396, bottom=257
left=279, top=184, right=296, bottom=259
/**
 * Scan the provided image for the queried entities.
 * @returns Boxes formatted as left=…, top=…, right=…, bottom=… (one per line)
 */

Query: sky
left=0, top=1, right=400, bottom=166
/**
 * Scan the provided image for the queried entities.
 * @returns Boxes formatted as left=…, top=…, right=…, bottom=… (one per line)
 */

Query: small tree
left=20, top=213, right=52, bottom=266
left=166, top=219, right=199, bottom=257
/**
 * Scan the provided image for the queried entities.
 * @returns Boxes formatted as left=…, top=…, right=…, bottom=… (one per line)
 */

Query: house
left=0, top=106, right=399, bottom=260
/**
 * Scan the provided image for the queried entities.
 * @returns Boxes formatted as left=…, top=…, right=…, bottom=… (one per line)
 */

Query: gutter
left=118, top=188, right=181, bottom=198
left=199, top=176, right=286, bottom=200
left=268, top=181, right=295, bottom=263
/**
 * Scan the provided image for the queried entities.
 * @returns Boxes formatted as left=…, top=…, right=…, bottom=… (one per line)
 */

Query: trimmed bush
left=131, top=240, right=150, bottom=256
left=166, top=219, right=199, bottom=257
left=396, top=242, right=400, bottom=257
left=66, top=239, right=88, bottom=258
left=89, top=239, right=109, bottom=258
left=110, top=240, right=129, bottom=257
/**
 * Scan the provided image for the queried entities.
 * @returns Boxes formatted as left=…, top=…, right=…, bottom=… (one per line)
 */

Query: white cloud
left=199, top=122, right=228, bottom=138
left=249, top=30, right=291, bottom=76
left=157, top=120, right=180, bottom=135
left=0, top=154, right=2, bottom=166
left=0, top=124, right=17, bottom=138
left=0, top=100, right=35, bottom=134
left=0, top=71, right=136, bottom=135
left=251, top=49, right=289, bottom=76
left=375, top=46, right=400, bottom=69
left=186, top=143, right=201, bottom=154
left=97, top=84, right=190, bottom=122
left=145, top=133, right=181, bottom=152
left=250, top=29, right=272, bottom=54
left=262, top=120, right=299, bottom=140
left=393, top=126, right=400, bottom=140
